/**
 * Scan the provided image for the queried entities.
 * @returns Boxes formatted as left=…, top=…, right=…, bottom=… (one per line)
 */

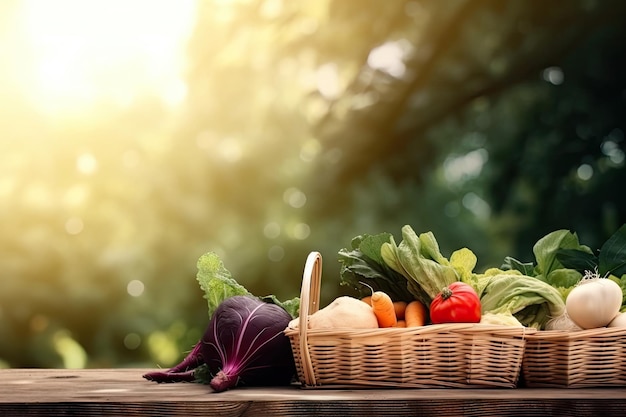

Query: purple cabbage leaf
left=143, top=295, right=296, bottom=392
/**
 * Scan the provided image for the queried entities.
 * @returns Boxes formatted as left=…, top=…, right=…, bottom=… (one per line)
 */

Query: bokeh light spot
left=127, top=280, right=145, bottom=297
left=123, top=333, right=142, bottom=350
left=542, top=66, right=564, bottom=85
left=316, top=63, right=340, bottom=100
left=76, top=152, right=98, bottom=175
left=64, top=217, right=84, bottom=235
left=263, top=222, right=281, bottom=239
left=268, top=245, right=285, bottom=262
left=147, top=331, right=179, bottom=366
left=283, top=187, right=306, bottom=208
left=462, top=192, right=491, bottom=220
left=367, top=40, right=409, bottom=78
left=577, top=163, right=593, bottom=181
left=293, top=223, right=310, bottom=240
left=300, top=138, right=322, bottom=162
left=53, top=330, right=87, bottom=369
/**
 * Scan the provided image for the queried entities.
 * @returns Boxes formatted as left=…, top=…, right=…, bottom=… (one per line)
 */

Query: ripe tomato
left=430, top=282, right=481, bottom=324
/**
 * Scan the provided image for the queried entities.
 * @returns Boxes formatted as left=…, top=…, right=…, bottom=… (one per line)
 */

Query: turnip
left=287, top=295, right=378, bottom=330
left=565, top=271, right=623, bottom=329
left=143, top=295, right=295, bottom=392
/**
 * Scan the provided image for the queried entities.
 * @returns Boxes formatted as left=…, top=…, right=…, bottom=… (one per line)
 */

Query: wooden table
left=0, top=369, right=625, bottom=416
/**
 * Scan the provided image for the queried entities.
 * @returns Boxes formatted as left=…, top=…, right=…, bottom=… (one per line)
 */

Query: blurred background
left=1, top=0, right=625, bottom=369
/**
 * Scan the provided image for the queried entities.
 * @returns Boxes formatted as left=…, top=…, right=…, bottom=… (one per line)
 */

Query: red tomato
left=429, top=282, right=481, bottom=324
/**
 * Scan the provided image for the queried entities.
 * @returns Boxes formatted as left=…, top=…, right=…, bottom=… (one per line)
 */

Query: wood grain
left=0, top=369, right=625, bottom=416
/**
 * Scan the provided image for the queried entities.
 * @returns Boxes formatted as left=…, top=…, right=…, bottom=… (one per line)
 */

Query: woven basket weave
left=284, top=251, right=533, bottom=389
left=522, top=328, right=626, bottom=388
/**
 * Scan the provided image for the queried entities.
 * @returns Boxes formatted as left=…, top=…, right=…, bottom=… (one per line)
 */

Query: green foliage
left=196, top=253, right=251, bottom=319
left=338, top=232, right=416, bottom=302
left=557, top=224, right=626, bottom=277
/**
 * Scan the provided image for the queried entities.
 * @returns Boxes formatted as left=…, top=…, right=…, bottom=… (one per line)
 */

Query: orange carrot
left=405, top=300, right=427, bottom=327
left=370, top=290, right=397, bottom=328
left=393, top=301, right=407, bottom=320
left=394, top=319, right=407, bottom=328
left=361, top=296, right=372, bottom=306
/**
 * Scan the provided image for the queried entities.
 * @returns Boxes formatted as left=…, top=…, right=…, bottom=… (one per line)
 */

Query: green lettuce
left=502, top=229, right=586, bottom=300
left=475, top=269, right=566, bottom=329
left=196, top=252, right=300, bottom=319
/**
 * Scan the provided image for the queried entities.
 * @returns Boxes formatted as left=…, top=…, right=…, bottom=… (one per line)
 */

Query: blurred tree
left=183, top=0, right=626, bottom=291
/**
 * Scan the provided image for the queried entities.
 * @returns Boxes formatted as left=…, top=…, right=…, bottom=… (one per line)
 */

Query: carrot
left=394, top=319, right=407, bottom=328
left=359, top=282, right=397, bottom=328
left=405, top=300, right=427, bottom=327
left=370, top=290, right=397, bottom=328
left=393, top=301, right=407, bottom=320
left=361, top=296, right=372, bottom=306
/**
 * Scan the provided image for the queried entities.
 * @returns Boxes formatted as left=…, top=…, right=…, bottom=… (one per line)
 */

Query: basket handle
left=297, top=251, right=322, bottom=386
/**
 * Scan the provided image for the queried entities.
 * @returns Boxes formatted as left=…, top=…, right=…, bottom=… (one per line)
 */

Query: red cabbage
left=143, top=295, right=295, bottom=392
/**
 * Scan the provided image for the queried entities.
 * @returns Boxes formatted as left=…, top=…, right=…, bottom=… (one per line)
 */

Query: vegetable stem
left=210, top=370, right=237, bottom=392
left=440, top=287, right=453, bottom=300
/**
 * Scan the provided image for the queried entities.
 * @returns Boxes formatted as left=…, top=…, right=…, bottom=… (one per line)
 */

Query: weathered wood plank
left=0, top=369, right=625, bottom=416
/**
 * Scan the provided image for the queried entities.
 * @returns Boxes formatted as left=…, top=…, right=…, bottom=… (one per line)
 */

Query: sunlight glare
left=16, top=0, right=197, bottom=115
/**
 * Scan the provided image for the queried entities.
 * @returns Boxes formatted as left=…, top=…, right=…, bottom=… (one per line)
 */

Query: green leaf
left=545, top=268, right=582, bottom=289
left=418, top=230, right=450, bottom=265
left=555, top=248, right=598, bottom=273
left=501, top=256, right=535, bottom=276
left=476, top=272, right=566, bottom=329
left=380, top=237, right=433, bottom=306
left=532, top=229, right=583, bottom=278
left=339, top=233, right=415, bottom=302
left=196, top=252, right=252, bottom=319
left=358, top=232, right=394, bottom=265
left=260, top=295, right=300, bottom=319
left=196, top=252, right=300, bottom=319
left=599, top=224, right=626, bottom=277
left=382, top=226, right=459, bottom=303
left=450, top=247, right=478, bottom=286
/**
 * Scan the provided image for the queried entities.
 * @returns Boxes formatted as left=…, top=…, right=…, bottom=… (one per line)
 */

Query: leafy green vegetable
left=197, top=252, right=251, bottom=319
left=552, top=224, right=626, bottom=309
left=475, top=270, right=566, bottom=329
left=260, top=295, right=301, bottom=319
left=555, top=224, right=626, bottom=278
left=502, top=229, right=586, bottom=300
left=501, top=256, right=534, bottom=276
left=338, top=233, right=416, bottom=302
left=196, top=252, right=300, bottom=319
left=380, top=225, right=476, bottom=305
left=449, top=247, right=478, bottom=283
left=533, top=229, right=590, bottom=280
left=599, top=224, right=626, bottom=277
left=553, top=249, right=597, bottom=273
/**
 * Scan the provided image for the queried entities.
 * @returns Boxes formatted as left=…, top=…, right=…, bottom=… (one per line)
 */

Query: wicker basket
left=284, top=251, right=533, bottom=389
left=522, top=328, right=626, bottom=388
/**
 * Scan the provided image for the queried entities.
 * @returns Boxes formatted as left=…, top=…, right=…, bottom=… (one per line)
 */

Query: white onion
left=565, top=274, right=623, bottom=329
